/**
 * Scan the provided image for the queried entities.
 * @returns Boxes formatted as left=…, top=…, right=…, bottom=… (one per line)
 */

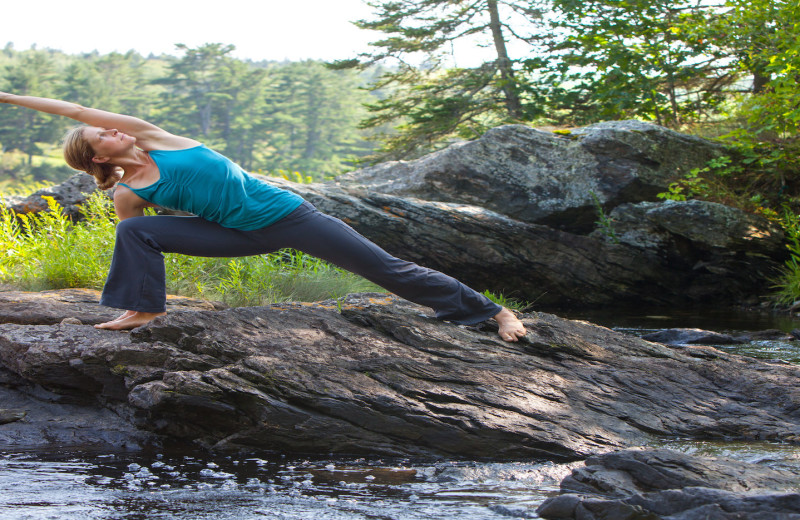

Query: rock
left=0, top=408, right=26, bottom=424
left=0, top=288, right=226, bottom=325
left=6, top=173, right=100, bottom=219
left=0, top=383, right=153, bottom=450
left=537, top=448, right=800, bottom=519
left=271, top=179, right=782, bottom=307
left=337, top=121, right=723, bottom=232
left=600, top=200, right=784, bottom=252
left=642, top=328, right=742, bottom=345
left=1, top=291, right=799, bottom=457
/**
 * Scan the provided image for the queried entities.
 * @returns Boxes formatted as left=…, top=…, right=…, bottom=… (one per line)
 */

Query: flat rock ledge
left=537, top=448, right=800, bottom=519
left=1, top=289, right=799, bottom=460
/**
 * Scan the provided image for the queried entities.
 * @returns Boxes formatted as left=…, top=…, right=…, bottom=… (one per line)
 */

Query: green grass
left=0, top=193, right=382, bottom=305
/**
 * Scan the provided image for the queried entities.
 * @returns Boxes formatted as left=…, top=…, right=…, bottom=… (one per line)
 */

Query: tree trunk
left=487, top=0, right=523, bottom=120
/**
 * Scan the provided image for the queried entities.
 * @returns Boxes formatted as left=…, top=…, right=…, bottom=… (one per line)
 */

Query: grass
left=0, top=192, right=382, bottom=305
left=0, top=192, right=521, bottom=312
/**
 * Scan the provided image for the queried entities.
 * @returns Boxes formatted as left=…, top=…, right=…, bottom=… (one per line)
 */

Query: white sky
left=2, top=0, right=379, bottom=62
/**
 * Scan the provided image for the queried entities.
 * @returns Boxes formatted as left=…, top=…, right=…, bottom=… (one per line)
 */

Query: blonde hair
left=62, top=125, right=122, bottom=190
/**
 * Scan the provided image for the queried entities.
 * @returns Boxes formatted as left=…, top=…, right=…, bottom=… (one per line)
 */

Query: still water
left=2, top=307, right=800, bottom=520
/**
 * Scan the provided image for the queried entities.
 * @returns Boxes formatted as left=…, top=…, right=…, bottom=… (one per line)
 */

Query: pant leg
left=266, top=203, right=502, bottom=325
left=100, top=215, right=288, bottom=312
left=101, top=203, right=501, bottom=324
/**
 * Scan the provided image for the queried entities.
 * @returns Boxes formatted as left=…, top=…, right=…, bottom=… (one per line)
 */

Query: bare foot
left=108, top=310, right=136, bottom=323
left=94, top=311, right=166, bottom=330
left=493, top=307, right=527, bottom=342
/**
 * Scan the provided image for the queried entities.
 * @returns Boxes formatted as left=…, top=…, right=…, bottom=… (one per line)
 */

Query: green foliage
left=0, top=193, right=115, bottom=290
left=0, top=195, right=382, bottom=305
left=539, top=0, right=738, bottom=127
left=482, top=290, right=530, bottom=312
left=590, top=192, right=619, bottom=243
left=771, top=211, right=800, bottom=306
left=336, top=0, right=549, bottom=160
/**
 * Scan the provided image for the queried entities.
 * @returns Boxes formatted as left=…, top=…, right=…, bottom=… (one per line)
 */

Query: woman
left=0, top=92, right=527, bottom=341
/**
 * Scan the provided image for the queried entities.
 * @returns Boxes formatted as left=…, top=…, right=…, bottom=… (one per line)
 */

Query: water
left=0, top=448, right=573, bottom=520
left=3, top=307, right=800, bottom=519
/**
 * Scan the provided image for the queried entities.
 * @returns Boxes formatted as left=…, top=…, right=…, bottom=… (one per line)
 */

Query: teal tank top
left=118, top=145, right=304, bottom=231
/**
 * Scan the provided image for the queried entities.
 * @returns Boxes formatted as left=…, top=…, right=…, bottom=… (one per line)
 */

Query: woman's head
left=62, top=125, right=121, bottom=190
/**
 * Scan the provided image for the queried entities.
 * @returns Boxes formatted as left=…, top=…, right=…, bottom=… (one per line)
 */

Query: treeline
left=339, top=0, right=798, bottom=162
left=0, top=43, right=384, bottom=183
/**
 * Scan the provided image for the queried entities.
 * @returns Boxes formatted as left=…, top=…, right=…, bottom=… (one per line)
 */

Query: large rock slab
left=1, top=290, right=799, bottom=458
left=537, top=448, right=800, bottom=519
left=336, top=121, right=724, bottom=232
left=271, top=180, right=782, bottom=306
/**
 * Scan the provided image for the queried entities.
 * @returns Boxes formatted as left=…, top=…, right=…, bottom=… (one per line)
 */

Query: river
left=2, top=307, right=800, bottom=520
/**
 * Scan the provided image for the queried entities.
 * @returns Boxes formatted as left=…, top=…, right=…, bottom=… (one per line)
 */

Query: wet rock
left=0, top=408, right=26, bottom=424
left=641, top=328, right=742, bottom=345
left=1, top=292, right=799, bottom=458
left=0, top=384, right=153, bottom=450
left=537, top=449, right=800, bottom=519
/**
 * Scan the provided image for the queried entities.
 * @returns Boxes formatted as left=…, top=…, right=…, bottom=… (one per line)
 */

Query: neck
left=114, top=148, right=151, bottom=175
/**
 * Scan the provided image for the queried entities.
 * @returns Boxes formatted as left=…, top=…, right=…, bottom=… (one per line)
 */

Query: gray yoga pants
left=100, top=201, right=502, bottom=325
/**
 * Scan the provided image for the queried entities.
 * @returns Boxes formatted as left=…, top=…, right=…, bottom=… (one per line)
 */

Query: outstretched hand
left=0, top=91, right=10, bottom=103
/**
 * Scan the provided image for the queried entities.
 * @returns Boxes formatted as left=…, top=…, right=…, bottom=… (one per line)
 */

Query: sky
left=2, top=0, right=379, bottom=62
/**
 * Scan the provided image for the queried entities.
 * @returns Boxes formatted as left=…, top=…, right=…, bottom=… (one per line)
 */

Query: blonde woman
left=0, top=92, right=527, bottom=341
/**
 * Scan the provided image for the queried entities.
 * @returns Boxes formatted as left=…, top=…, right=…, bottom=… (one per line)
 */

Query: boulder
left=336, top=121, right=724, bottom=232
left=537, top=448, right=800, bottom=519
left=5, top=173, right=99, bottom=219
left=271, top=180, right=782, bottom=307
left=1, top=290, right=799, bottom=458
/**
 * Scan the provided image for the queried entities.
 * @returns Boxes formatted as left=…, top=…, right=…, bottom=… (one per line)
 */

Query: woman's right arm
left=0, top=91, right=196, bottom=150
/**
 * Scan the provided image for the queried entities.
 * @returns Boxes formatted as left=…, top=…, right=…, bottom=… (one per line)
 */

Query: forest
left=0, top=43, right=387, bottom=185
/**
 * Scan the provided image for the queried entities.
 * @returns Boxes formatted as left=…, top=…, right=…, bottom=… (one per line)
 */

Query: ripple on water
left=0, top=449, right=579, bottom=520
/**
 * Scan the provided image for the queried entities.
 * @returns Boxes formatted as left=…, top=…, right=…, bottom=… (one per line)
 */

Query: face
left=83, top=127, right=135, bottom=162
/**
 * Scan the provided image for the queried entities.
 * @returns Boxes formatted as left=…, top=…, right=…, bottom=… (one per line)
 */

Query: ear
left=92, top=155, right=110, bottom=164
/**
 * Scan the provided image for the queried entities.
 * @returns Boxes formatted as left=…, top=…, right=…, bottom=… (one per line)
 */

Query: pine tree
left=332, top=0, right=549, bottom=160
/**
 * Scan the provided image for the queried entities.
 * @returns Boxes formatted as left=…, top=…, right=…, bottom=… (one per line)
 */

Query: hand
left=0, top=91, right=13, bottom=104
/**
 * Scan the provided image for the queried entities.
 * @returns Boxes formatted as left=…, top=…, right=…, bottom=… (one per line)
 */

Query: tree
left=156, top=43, right=269, bottom=168
left=256, top=61, right=372, bottom=177
left=538, top=0, right=739, bottom=128
left=333, top=0, right=549, bottom=160
left=0, top=52, right=62, bottom=168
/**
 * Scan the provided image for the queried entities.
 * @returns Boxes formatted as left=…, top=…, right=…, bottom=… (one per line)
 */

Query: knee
left=114, top=217, right=161, bottom=250
left=115, top=217, right=146, bottom=238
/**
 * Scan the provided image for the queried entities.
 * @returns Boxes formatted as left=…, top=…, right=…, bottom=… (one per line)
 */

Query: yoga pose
left=0, top=92, right=527, bottom=341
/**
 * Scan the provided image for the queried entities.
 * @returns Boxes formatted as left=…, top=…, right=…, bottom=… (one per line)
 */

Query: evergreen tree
left=333, top=0, right=549, bottom=160
left=0, top=52, right=62, bottom=167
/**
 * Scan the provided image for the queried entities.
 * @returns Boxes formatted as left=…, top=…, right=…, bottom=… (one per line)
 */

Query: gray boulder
left=5, top=173, right=100, bottom=219
left=336, top=121, right=724, bottom=232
